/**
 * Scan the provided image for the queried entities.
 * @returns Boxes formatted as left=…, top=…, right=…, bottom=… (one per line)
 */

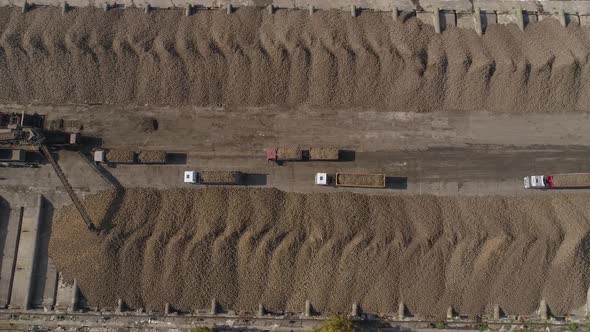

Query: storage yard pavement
left=2, top=105, right=590, bottom=201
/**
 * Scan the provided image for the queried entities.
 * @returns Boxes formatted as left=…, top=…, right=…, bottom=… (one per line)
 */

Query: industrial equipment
left=0, top=111, right=96, bottom=231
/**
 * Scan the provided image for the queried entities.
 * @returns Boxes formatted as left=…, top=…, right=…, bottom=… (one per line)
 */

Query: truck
left=184, top=170, right=243, bottom=185
left=315, top=172, right=386, bottom=188
left=94, top=149, right=168, bottom=165
left=524, top=173, right=590, bottom=189
left=266, top=147, right=340, bottom=163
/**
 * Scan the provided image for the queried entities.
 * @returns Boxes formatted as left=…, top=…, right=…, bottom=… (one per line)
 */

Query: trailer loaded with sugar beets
left=315, top=172, right=386, bottom=188
left=524, top=173, right=590, bottom=189
left=94, top=149, right=169, bottom=165
left=266, top=147, right=341, bottom=164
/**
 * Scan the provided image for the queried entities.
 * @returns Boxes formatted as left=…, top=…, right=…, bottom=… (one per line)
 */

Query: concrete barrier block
left=515, top=8, right=524, bottom=30
left=446, top=306, right=455, bottom=319
left=351, top=302, right=359, bottom=317
left=164, top=302, right=171, bottom=315
left=210, top=298, right=218, bottom=315
left=539, top=299, right=549, bottom=320
left=304, top=299, right=311, bottom=317
left=558, top=8, right=566, bottom=26
left=474, top=7, right=483, bottom=34
left=398, top=302, right=406, bottom=319
left=69, top=279, right=78, bottom=312
left=493, top=305, right=501, bottom=319
left=433, top=8, right=441, bottom=33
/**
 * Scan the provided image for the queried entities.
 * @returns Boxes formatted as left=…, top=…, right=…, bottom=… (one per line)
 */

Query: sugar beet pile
left=0, top=7, right=589, bottom=111
left=49, top=188, right=590, bottom=318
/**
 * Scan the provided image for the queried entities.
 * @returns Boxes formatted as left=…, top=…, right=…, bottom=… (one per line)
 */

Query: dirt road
left=1, top=105, right=590, bottom=199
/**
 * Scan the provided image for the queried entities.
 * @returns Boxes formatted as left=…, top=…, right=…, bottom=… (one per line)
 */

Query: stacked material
left=137, top=150, right=167, bottom=164
left=277, top=147, right=303, bottom=160
left=105, top=149, right=135, bottom=163
left=200, top=171, right=242, bottom=184
left=336, top=173, right=385, bottom=187
left=309, top=148, right=339, bottom=161
left=551, top=174, right=590, bottom=187
left=49, top=188, right=590, bottom=318
left=0, top=8, right=586, bottom=112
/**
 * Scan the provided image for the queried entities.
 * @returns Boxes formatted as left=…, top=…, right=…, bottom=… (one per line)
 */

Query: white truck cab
left=315, top=173, right=329, bottom=185
left=184, top=171, right=198, bottom=184
left=523, top=175, right=547, bottom=189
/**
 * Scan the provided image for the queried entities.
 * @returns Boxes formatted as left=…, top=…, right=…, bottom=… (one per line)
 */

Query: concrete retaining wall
left=9, top=195, right=42, bottom=310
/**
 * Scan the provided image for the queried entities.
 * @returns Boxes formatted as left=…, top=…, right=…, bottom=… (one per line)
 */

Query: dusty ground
left=49, top=187, right=590, bottom=318
left=3, top=105, right=590, bottom=197
left=0, top=8, right=588, bottom=111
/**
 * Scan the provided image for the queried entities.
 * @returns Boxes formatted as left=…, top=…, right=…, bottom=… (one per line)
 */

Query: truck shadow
left=77, top=136, right=103, bottom=150
left=386, top=177, right=408, bottom=190
left=166, top=153, right=188, bottom=165
left=242, top=173, right=267, bottom=186
left=26, top=151, right=48, bottom=165
left=338, top=150, right=356, bottom=162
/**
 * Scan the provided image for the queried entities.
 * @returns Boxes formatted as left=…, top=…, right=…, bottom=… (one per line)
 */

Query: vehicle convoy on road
left=94, top=148, right=169, bottom=165
left=266, top=147, right=341, bottom=164
left=524, top=173, right=590, bottom=189
left=184, top=170, right=243, bottom=185
left=315, top=172, right=386, bottom=188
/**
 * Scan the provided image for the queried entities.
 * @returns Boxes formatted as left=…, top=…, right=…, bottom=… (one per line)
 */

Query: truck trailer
left=315, top=172, right=386, bottom=188
left=94, top=149, right=168, bottom=165
left=524, top=173, right=590, bottom=189
left=266, top=147, right=340, bottom=163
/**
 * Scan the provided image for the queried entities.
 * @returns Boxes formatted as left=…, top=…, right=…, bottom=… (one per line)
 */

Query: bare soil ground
left=0, top=8, right=588, bottom=112
left=49, top=188, right=590, bottom=318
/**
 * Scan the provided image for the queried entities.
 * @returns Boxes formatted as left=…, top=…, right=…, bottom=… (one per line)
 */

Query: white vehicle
left=524, top=173, right=590, bottom=189
left=523, top=175, right=547, bottom=189
left=315, top=172, right=329, bottom=185
left=184, top=171, right=198, bottom=184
